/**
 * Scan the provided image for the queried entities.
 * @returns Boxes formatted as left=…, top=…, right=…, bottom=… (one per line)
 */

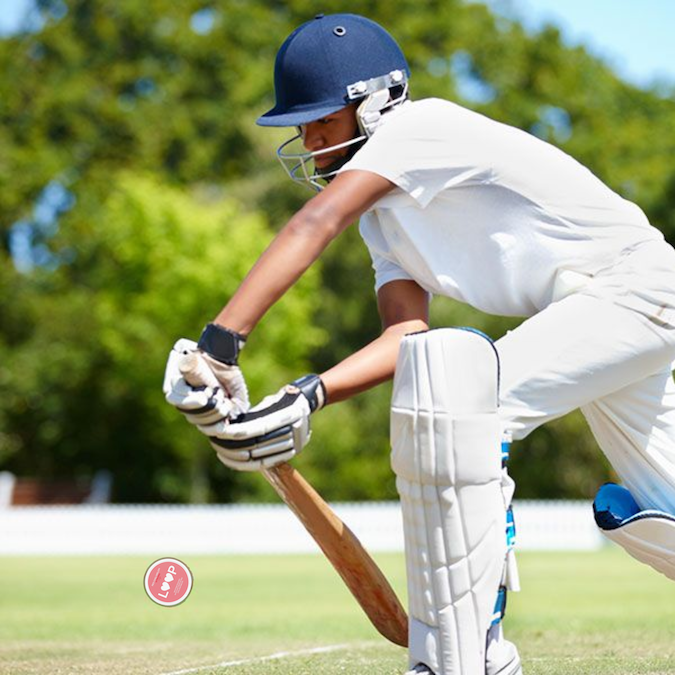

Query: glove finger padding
left=163, top=339, right=249, bottom=427
left=213, top=445, right=298, bottom=472
left=201, top=352, right=250, bottom=414
left=163, top=338, right=199, bottom=397
left=201, top=386, right=308, bottom=438
left=169, top=379, right=237, bottom=426
left=207, top=382, right=313, bottom=471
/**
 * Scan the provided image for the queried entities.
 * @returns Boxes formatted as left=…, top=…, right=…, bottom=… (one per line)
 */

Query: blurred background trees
left=2, top=0, right=675, bottom=502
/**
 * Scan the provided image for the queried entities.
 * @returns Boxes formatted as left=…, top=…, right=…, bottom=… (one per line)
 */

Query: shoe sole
left=495, top=654, right=523, bottom=675
left=404, top=655, right=523, bottom=675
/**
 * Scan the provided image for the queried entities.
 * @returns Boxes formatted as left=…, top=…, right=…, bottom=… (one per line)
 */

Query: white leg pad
left=594, top=483, right=675, bottom=581
left=392, top=329, right=507, bottom=675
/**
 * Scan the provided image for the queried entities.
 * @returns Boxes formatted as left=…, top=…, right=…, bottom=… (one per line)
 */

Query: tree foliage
left=1, top=0, right=674, bottom=501
left=0, top=173, right=324, bottom=502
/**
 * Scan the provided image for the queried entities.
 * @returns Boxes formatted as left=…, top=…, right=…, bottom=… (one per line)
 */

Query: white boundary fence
left=0, top=500, right=604, bottom=555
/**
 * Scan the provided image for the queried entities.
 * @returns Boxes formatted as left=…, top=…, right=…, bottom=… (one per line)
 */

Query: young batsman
left=164, top=13, right=675, bottom=674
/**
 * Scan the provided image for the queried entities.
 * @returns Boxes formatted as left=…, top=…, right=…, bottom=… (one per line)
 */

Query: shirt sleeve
left=340, top=99, right=492, bottom=209
left=358, top=212, right=413, bottom=292
left=372, top=255, right=414, bottom=292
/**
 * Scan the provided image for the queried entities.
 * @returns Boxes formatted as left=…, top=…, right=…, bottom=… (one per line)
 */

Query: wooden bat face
left=262, top=462, right=408, bottom=646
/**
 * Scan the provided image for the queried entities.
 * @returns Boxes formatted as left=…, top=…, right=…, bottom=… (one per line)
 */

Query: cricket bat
left=178, top=351, right=408, bottom=647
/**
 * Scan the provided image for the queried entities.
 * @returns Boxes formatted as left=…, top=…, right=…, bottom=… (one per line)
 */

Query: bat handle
left=178, top=350, right=219, bottom=389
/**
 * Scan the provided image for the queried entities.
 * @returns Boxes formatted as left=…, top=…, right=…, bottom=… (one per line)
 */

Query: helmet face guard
left=277, top=133, right=364, bottom=192
left=258, top=13, right=410, bottom=189
left=276, top=73, right=409, bottom=191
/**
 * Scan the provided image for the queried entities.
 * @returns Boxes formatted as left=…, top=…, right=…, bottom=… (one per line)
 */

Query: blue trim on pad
left=506, top=506, right=516, bottom=549
left=501, top=440, right=510, bottom=466
left=492, top=587, right=507, bottom=625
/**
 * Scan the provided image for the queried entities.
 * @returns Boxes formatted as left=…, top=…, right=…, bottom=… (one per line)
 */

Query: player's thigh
left=496, top=293, right=675, bottom=439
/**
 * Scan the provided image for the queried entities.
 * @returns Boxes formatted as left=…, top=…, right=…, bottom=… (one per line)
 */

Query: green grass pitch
left=1, top=548, right=674, bottom=674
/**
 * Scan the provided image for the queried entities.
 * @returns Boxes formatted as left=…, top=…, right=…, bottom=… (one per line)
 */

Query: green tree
left=0, top=172, right=324, bottom=502
left=2, top=0, right=675, bottom=501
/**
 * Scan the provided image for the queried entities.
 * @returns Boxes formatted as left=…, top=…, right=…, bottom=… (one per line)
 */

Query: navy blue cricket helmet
left=257, top=13, right=410, bottom=127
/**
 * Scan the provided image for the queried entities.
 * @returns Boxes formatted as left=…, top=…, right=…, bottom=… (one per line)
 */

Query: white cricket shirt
left=339, top=98, right=663, bottom=317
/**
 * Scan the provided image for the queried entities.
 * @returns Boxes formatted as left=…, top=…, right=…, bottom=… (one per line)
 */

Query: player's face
left=300, top=104, right=359, bottom=169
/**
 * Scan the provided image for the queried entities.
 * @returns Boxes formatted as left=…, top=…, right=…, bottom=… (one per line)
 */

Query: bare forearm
left=320, top=320, right=428, bottom=404
left=212, top=171, right=393, bottom=335
left=214, top=209, right=340, bottom=334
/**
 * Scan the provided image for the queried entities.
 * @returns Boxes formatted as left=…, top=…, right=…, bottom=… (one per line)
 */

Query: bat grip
left=178, top=350, right=219, bottom=389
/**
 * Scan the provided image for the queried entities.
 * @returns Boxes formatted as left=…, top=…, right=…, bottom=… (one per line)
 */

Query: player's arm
left=319, top=279, right=430, bottom=404
left=214, top=169, right=395, bottom=335
left=164, top=169, right=393, bottom=428
left=203, top=278, right=429, bottom=472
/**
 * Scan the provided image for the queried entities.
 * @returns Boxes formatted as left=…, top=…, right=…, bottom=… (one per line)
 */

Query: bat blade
left=263, top=462, right=408, bottom=647
left=178, top=351, right=408, bottom=646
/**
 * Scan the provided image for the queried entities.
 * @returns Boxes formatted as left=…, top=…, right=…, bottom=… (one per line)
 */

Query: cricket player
left=164, top=13, right=675, bottom=674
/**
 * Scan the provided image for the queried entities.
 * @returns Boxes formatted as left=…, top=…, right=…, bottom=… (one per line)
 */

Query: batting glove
left=163, top=324, right=250, bottom=426
left=206, top=374, right=327, bottom=472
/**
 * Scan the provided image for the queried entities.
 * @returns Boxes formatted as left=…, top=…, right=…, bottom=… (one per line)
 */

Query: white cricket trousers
left=497, top=240, right=675, bottom=514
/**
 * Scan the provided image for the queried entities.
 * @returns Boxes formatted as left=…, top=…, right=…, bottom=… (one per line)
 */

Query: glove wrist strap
left=197, top=323, right=247, bottom=365
left=291, top=374, right=327, bottom=412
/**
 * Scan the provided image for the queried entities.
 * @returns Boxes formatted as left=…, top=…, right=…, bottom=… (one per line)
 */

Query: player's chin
left=314, top=156, right=340, bottom=169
